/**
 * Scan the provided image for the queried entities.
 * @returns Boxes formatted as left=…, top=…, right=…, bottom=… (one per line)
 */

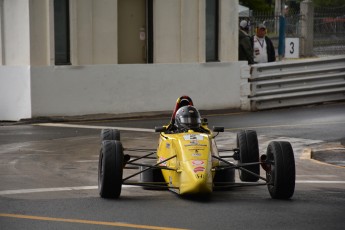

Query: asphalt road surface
left=1, top=103, right=344, bottom=230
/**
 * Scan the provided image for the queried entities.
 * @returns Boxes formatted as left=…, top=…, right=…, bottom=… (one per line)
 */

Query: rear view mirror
left=213, top=126, right=224, bottom=133
left=155, top=126, right=167, bottom=133
left=213, top=126, right=224, bottom=132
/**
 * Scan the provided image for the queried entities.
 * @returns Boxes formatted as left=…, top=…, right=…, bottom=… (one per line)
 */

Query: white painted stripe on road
left=296, top=180, right=345, bottom=184
left=1, top=181, right=345, bottom=195
left=0, top=185, right=135, bottom=195
left=35, top=123, right=155, bottom=133
left=75, top=160, right=98, bottom=163
left=297, top=175, right=338, bottom=178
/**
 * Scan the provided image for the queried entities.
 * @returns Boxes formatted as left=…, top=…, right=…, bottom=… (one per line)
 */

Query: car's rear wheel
left=237, top=130, right=260, bottom=182
left=101, top=129, right=120, bottom=141
left=266, top=141, right=295, bottom=199
left=140, top=161, right=166, bottom=190
left=98, top=140, right=123, bottom=198
left=213, top=161, right=235, bottom=190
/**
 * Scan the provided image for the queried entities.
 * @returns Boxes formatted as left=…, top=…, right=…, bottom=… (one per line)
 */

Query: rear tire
left=140, top=161, right=166, bottom=190
left=266, top=141, right=295, bottom=199
left=237, top=130, right=260, bottom=182
left=213, top=161, right=235, bottom=190
left=98, top=140, right=123, bottom=198
left=101, top=129, right=120, bottom=141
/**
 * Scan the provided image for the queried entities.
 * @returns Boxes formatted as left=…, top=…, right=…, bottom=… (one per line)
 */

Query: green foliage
left=240, top=0, right=273, bottom=12
left=241, top=0, right=345, bottom=11
left=312, top=0, right=345, bottom=7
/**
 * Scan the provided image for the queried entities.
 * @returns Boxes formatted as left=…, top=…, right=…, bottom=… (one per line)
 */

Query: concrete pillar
left=300, top=0, right=314, bottom=57
left=0, top=0, right=3, bottom=65
left=2, top=0, right=30, bottom=65
left=29, top=0, right=52, bottom=66
left=219, top=0, right=238, bottom=62
left=154, top=0, right=204, bottom=63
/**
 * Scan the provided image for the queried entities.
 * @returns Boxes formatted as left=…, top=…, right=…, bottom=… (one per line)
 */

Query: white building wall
left=30, top=63, right=247, bottom=117
left=0, top=67, right=31, bottom=120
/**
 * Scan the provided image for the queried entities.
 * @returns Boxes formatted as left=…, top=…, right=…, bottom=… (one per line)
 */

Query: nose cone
left=179, top=160, right=213, bottom=195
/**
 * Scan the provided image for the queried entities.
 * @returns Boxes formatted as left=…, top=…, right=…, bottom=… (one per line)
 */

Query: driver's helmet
left=175, top=105, right=201, bottom=130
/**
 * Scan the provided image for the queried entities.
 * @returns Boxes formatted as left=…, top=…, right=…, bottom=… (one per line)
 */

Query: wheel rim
left=98, top=150, right=104, bottom=190
left=266, top=151, right=275, bottom=189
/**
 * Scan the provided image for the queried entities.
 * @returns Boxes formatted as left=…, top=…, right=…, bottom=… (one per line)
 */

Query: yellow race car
left=98, top=96, right=296, bottom=199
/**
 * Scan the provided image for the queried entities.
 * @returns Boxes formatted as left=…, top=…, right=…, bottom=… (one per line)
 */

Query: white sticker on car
left=183, top=134, right=204, bottom=141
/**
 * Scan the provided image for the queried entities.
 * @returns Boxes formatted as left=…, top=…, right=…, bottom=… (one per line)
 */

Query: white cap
left=240, top=20, right=249, bottom=29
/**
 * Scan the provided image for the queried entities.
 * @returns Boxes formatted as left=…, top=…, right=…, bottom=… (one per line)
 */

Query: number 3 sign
left=285, top=38, right=299, bottom=58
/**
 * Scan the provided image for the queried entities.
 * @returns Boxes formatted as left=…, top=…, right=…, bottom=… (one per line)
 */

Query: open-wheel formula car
left=98, top=96, right=295, bottom=199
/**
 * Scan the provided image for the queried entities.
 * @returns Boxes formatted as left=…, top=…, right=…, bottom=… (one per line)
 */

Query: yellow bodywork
left=156, top=130, right=220, bottom=195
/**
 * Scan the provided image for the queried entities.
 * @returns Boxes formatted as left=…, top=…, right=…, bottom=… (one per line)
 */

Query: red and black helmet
left=175, top=105, right=201, bottom=130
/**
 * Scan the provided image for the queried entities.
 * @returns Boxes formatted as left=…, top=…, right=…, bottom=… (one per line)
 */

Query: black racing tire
left=213, top=161, right=236, bottom=191
left=98, top=140, right=123, bottom=198
left=237, top=130, right=260, bottom=182
left=101, top=129, right=120, bottom=141
left=266, top=141, right=295, bottom=199
left=140, top=162, right=166, bottom=190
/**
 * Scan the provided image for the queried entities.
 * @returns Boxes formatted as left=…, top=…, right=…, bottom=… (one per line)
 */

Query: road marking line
left=75, top=160, right=98, bottom=163
left=297, top=175, right=338, bottom=178
left=0, top=213, right=188, bottom=230
left=225, top=121, right=345, bottom=131
left=0, top=185, right=132, bottom=195
left=296, top=180, right=345, bottom=184
left=1, top=180, right=345, bottom=195
left=35, top=123, right=155, bottom=133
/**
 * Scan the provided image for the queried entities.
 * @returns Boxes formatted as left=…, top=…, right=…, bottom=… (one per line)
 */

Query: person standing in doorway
left=238, top=20, right=255, bottom=65
left=252, top=24, right=276, bottom=63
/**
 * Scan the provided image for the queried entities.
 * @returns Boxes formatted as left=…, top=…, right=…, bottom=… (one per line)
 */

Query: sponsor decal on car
left=192, top=160, right=205, bottom=166
left=183, top=134, right=204, bottom=141
left=190, top=139, right=198, bottom=145
left=159, top=157, right=167, bottom=166
left=195, top=174, right=204, bottom=179
left=193, top=166, right=205, bottom=173
left=185, top=143, right=207, bottom=147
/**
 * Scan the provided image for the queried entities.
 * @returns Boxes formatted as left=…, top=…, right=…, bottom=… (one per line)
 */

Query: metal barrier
left=249, top=55, right=345, bottom=110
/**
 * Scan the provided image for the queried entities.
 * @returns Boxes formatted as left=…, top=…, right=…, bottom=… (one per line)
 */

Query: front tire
left=237, top=130, right=260, bottom=182
left=266, top=141, right=295, bottom=199
left=101, top=129, right=120, bottom=141
left=98, top=140, right=123, bottom=198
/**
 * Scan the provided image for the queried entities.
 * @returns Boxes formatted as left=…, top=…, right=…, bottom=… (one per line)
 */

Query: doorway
left=118, top=0, right=153, bottom=64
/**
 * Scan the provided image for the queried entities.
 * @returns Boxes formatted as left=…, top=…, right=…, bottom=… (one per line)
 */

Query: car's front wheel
left=101, top=129, right=120, bottom=141
left=98, top=140, right=123, bottom=198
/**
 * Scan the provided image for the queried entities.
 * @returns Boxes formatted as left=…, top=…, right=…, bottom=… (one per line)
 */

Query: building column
left=219, top=0, right=238, bottom=62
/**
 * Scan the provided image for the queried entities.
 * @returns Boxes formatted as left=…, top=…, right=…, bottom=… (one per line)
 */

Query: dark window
left=146, top=0, right=154, bottom=63
left=54, top=0, right=70, bottom=65
left=206, top=0, right=219, bottom=62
